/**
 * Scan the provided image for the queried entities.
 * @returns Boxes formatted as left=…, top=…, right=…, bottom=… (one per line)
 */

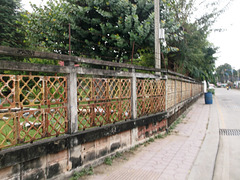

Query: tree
left=21, top=0, right=231, bottom=81
left=23, top=0, right=156, bottom=63
left=215, top=63, right=238, bottom=83
left=159, top=0, right=232, bottom=81
left=0, top=0, right=25, bottom=48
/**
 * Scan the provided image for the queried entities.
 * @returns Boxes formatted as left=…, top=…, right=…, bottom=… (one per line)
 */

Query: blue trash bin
left=204, top=92, right=213, bottom=104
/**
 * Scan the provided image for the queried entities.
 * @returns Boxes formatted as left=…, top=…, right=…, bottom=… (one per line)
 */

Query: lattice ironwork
left=18, top=109, right=44, bottom=143
left=182, top=82, right=186, bottom=101
left=0, top=75, right=15, bottom=109
left=121, top=79, right=131, bottom=99
left=137, top=79, right=165, bottom=117
left=152, top=97, right=161, bottom=113
left=78, top=105, right=92, bottom=130
left=137, top=98, right=150, bottom=117
left=121, top=100, right=131, bottom=120
left=187, top=83, right=192, bottom=99
left=167, top=80, right=175, bottom=109
left=18, top=75, right=44, bottom=107
left=137, top=79, right=145, bottom=97
left=77, top=77, right=92, bottom=102
left=46, top=107, right=68, bottom=136
left=93, top=103, right=107, bottom=126
left=109, top=79, right=120, bottom=100
left=0, top=74, right=68, bottom=149
left=176, top=81, right=182, bottom=103
left=93, top=78, right=107, bottom=101
left=159, top=80, right=166, bottom=96
left=108, top=102, right=120, bottom=123
left=0, top=112, right=17, bottom=149
left=77, top=77, right=131, bottom=130
left=46, top=76, right=67, bottom=105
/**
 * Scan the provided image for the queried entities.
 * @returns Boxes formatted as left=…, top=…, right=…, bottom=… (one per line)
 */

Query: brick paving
left=89, top=97, right=210, bottom=180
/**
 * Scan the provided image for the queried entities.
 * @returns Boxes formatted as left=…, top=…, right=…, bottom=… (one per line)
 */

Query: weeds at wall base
left=70, top=166, right=93, bottom=180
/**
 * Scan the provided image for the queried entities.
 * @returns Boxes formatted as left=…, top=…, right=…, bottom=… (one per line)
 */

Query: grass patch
left=115, top=151, right=123, bottom=158
left=168, top=113, right=185, bottom=133
left=155, top=133, right=166, bottom=139
left=104, top=157, right=113, bottom=166
left=130, top=144, right=140, bottom=152
left=148, top=138, right=154, bottom=142
left=70, top=166, right=93, bottom=180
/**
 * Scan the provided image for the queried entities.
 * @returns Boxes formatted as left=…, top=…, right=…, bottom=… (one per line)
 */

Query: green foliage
left=160, top=0, right=226, bottom=81
left=15, top=0, right=230, bottom=80
left=215, top=63, right=238, bottom=83
left=0, top=0, right=25, bottom=48
left=155, top=133, right=165, bottom=139
left=70, top=167, right=93, bottom=180
left=148, top=138, right=154, bottom=142
left=23, top=0, right=155, bottom=63
left=208, top=89, right=215, bottom=95
left=115, top=152, right=123, bottom=158
left=0, top=0, right=27, bottom=62
left=104, top=157, right=113, bottom=166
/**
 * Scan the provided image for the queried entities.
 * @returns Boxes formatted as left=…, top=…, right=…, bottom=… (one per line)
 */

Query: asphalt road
left=213, top=88, right=240, bottom=180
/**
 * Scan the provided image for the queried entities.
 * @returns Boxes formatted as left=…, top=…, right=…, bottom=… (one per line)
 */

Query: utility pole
left=154, top=0, right=161, bottom=74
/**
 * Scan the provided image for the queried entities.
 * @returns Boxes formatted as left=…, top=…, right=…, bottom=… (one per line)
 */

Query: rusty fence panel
left=0, top=74, right=68, bottom=149
left=0, top=112, right=17, bottom=149
left=166, top=79, right=203, bottom=110
left=0, top=75, right=16, bottom=109
left=137, top=79, right=165, bottom=118
left=167, top=79, right=175, bottom=109
left=176, top=81, right=182, bottom=104
left=1, top=72, right=203, bottom=149
left=77, top=77, right=131, bottom=130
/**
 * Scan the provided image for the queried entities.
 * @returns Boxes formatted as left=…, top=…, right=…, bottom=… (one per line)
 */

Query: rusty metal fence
left=137, top=79, right=165, bottom=117
left=166, top=78, right=203, bottom=110
left=0, top=46, right=203, bottom=150
left=0, top=75, right=68, bottom=149
left=0, top=74, right=202, bottom=150
left=77, top=77, right=131, bottom=130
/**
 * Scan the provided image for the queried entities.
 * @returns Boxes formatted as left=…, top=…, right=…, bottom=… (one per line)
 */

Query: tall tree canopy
left=0, top=0, right=25, bottom=48
left=19, top=0, right=232, bottom=81
left=215, top=63, right=239, bottom=83
left=159, top=0, right=231, bottom=81
left=24, top=0, right=157, bottom=63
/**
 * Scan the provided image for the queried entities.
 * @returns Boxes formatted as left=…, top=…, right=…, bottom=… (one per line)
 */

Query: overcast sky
left=208, top=0, right=240, bottom=70
left=21, top=0, right=240, bottom=70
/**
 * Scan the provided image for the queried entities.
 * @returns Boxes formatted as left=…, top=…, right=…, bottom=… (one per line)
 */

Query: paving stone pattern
left=90, top=97, right=210, bottom=180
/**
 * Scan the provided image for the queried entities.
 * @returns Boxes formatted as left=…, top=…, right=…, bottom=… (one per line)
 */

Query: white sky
left=21, top=0, right=240, bottom=70
left=21, top=0, right=47, bottom=11
left=208, top=0, right=240, bottom=70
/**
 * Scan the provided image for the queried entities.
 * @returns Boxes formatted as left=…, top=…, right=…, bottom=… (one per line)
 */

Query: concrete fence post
left=131, top=68, right=137, bottom=119
left=66, top=62, right=78, bottom=134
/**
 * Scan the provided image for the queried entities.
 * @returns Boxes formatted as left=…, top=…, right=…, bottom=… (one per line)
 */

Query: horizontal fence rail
left=0, top=46, right=203, bottom=150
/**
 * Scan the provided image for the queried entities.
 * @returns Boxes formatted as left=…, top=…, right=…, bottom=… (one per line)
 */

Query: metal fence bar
left=0, top=46, right=203, bottom=150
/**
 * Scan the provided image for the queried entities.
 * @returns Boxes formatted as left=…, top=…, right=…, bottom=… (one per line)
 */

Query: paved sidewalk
left=89, top=96, right=218, bottom=180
